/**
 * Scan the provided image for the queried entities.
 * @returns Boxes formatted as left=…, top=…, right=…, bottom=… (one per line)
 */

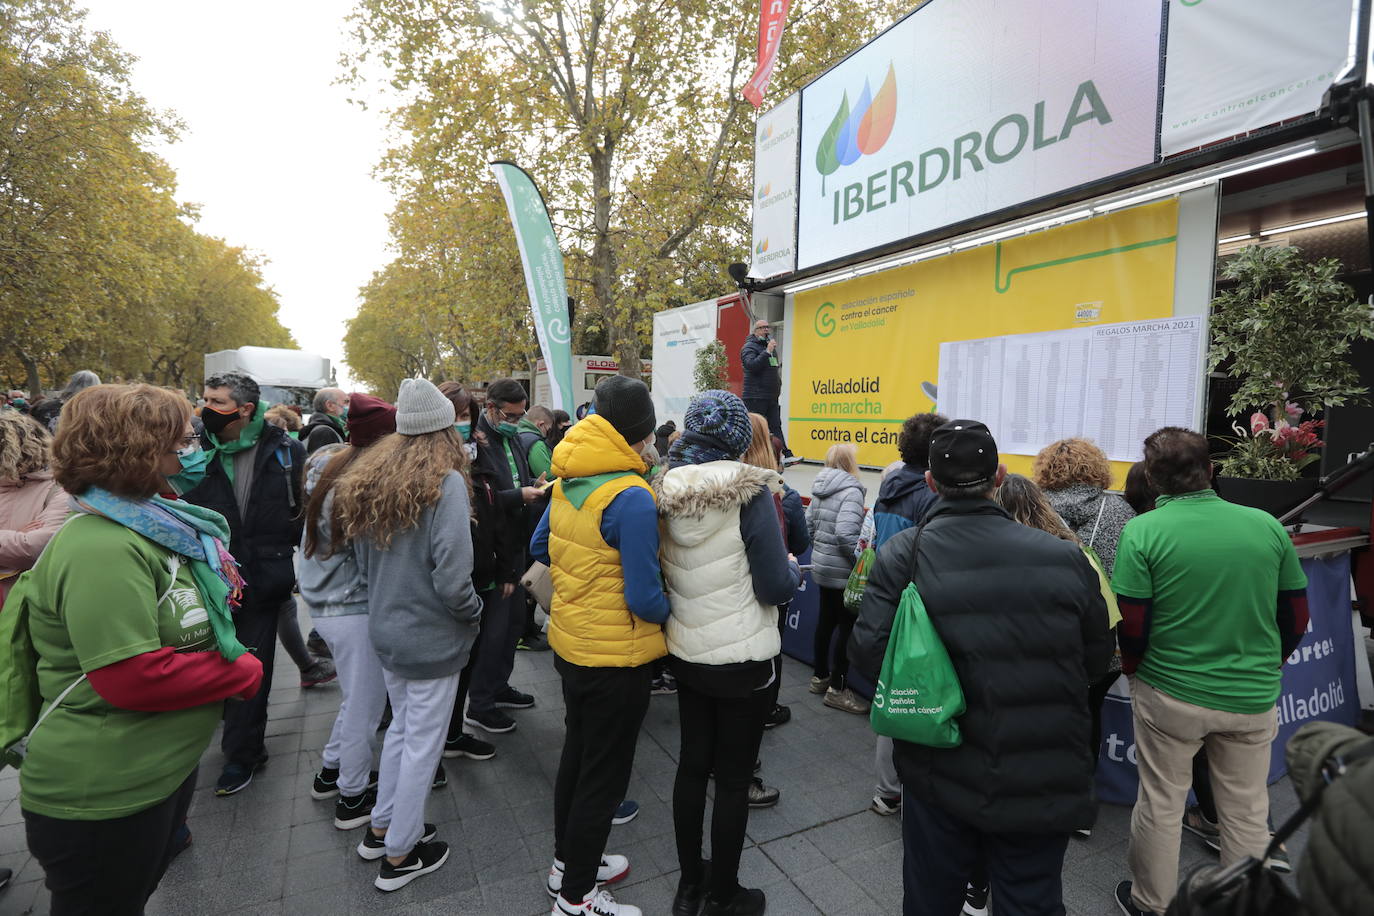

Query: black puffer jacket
left=183, top=422, right=305, bottom=609
left=1286, top=722, right=1374, bottom=916
left=740, top=335, right=781, bottom=400
left=302, top=412, right=346, bottom=455
left=469, top=459, right=524, bottom=589
left=849, top=497, right=1112, bottom=833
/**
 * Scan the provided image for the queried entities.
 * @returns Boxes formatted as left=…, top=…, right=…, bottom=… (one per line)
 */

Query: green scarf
left=207, top=401, right=268, bottom=483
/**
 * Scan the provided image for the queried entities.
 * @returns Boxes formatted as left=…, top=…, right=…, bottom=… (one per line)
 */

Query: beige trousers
left=1127, top=678, right=1277, bottom=914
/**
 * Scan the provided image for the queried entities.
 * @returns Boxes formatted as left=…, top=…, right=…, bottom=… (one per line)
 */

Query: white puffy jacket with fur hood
left=656, top=460, right=800, bottom=665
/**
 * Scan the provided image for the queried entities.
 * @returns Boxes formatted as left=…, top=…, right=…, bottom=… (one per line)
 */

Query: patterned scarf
left=667, top=430, right=739, bottom=469
left=71, top=488, right=247, bottom=660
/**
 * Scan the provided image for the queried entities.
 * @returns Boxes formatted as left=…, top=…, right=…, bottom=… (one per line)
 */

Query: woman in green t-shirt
left=20, top=384, right=263, bottom=915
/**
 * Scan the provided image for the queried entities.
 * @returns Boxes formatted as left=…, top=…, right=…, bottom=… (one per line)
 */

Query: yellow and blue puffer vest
left=547, top=415, right=667, bottom=667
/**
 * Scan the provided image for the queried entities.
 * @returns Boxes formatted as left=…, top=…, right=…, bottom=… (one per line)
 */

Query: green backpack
left=0, top=522, right=84, bottom=770
left=869, top=525, right=965, bottom=748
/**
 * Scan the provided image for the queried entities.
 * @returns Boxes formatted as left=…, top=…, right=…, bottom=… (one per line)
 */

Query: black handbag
left=1165, top=740, right=1374, bottom=916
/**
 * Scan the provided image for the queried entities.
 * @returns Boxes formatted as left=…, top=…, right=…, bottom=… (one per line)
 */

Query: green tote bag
left=869, top=526, right=965, bottom=748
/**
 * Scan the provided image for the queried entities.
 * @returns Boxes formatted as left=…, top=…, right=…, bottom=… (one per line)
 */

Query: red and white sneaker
left=546, top=854, right=630, bottom=898
left=552, top=888, right=641, bottom=916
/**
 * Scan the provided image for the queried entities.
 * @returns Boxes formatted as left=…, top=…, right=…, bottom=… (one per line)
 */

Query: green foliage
left=1209, top=245, right=1373, bottom=417
left=692, top=339, right=728, bottom=393
left=0, top=0, right=294, bottom=396
left=342, top=0, right=911, bottom=390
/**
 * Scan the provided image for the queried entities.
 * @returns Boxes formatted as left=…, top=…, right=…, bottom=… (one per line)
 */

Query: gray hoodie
left=1045, top=483, right=1135, bottom=578
left=356, top=471, right=483, bottom=679
left=298, top=488, right=367, bottom=618
left=806, top=467, right=867, bottom=589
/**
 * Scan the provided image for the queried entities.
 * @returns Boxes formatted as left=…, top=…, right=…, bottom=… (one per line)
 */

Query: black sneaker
left=357, top=823, right=437, bottom=861
left=672, top=860, right=710, bottom=916
left=214, top=760, right=264, bottom=797
left=313, top=766, right=378, bottom=799
left=517, top=633, right=551, bottom=651
left=431, top=763, right=447, bottom=790
left=495, top=686, right=535, bottom=709
left=702, top=886, right=765, bottom=916
left=464, top=708, right=517, bottom=733
left=375, top=839, right=450, bottom=892
left=962, top=880, right=989, bottom=916
left=1114, top=880, right=1154, bottom=916
left=443, top=732, right=496, bottom=760
left=764, top=703, right=791, bottom=729
left=0, top=867, right=11, bottom=891
left=311, top=765, right=341, bottom=800
left=334, top=792, right=375, bottom=830
left=299, top=658, right=337, bottom=689
left=650, top=673, right=678, bottom=696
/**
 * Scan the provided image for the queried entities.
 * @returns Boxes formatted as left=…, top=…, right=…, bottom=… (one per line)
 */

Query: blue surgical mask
left=167, top=447, right=211, bottom=496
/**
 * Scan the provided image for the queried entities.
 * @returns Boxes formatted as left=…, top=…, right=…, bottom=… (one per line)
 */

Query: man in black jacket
left=185, top=372, right=306, bottom=797
left=849, top=420, right=1111, bottom=916
left=740, top=319, right=795, bottom=461
left=464, top=378, right=546, bottom=734
left=302, top=387, right=348, bottom=454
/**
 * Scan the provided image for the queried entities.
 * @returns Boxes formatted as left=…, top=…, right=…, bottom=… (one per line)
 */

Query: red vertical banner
left=742, top=0, right=790, bottom=108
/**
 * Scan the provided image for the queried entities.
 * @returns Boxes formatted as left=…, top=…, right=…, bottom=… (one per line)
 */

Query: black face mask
left=201, top=405, right=240, bottom=436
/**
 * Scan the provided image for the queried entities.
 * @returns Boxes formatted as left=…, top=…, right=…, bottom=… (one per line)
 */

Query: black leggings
left=674, top=680, right=772, bottom=901
left=25, top=767, right=197, bottom=916
left=813, top=586, right=854, bottom=689
left=448, top=589, right=490, bottom=740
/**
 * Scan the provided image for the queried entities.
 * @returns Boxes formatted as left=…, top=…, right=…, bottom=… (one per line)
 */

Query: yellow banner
left=788, top=200, right=1179, bottom=480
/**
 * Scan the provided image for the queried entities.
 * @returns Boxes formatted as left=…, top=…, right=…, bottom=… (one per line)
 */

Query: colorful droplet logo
left=816, top=62, right=897, bottom=195
left=758, top=183, right=771, bottom=200
left=756, top=238, right=770, bottom=254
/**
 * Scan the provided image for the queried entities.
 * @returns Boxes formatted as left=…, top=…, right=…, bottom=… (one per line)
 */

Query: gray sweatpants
left=371, top=669, right=460, bottom=857
left=314, top=615, right=387, bottom=796
left=875, top=734, right=900, bottom=799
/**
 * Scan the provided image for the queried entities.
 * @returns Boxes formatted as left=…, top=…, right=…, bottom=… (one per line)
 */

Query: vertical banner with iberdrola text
left=490, top=161, right=575, bottom=414
left=750, top=92, right=800, bottom=279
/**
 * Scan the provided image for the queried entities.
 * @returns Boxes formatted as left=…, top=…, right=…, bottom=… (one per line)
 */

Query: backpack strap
left=1088, top=496, right=1108, bottom=550
left=275, top=444, right=299, bottom=515
left=14, top=673, right=87, bottom=761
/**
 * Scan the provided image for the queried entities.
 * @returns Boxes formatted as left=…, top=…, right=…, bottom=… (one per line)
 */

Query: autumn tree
left=0, top=0, right=294, bottom=395
left=344, top=0, right=910, bottom=384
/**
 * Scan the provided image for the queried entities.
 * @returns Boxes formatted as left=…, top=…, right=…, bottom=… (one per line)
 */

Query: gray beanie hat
left=395, top=377, right=455, bottom=435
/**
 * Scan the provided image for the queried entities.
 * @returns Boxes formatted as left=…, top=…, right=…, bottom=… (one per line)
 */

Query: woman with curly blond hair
left=1032, top=437, right=1135, bottom=576
left=331, top=378, right=481, bottom=892
left=0, top=412, right=68, bottom=610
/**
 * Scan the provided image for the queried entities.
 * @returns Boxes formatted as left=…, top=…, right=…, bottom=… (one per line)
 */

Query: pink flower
left=1250, top=412, right=1269, bottom=435
left=1285, top=402, right=1303, bottom=421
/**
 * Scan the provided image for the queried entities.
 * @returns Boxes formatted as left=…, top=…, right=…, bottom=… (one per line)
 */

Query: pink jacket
left=0, top=470, right=70, bottom=608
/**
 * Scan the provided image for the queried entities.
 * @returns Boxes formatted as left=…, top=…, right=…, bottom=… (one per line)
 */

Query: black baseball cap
left=928, top=420, right=999, bottom=489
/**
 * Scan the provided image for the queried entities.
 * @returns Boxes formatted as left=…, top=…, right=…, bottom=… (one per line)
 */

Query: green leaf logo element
left=816, top=91, right=849, bottom=197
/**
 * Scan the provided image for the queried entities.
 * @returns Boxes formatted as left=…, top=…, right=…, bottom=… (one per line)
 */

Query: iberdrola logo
left=816, top=62, right=897, bottom=195
left=758, top=183, right=771, bottom=200
left=756, top=238, right=770, bottom=254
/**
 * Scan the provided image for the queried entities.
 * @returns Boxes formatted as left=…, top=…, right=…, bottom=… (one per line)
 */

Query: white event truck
left=203, top=346, right=333, bottom=412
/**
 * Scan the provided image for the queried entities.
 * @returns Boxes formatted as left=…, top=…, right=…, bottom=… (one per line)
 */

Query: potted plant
left=1208, top=244, right=1373, bottom=514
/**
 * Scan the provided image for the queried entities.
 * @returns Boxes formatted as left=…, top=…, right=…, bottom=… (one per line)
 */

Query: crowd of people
left=0, top=367, right=1367, bottom=916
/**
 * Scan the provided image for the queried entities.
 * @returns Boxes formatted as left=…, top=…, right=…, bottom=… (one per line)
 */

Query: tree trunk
left=15, top=348, right=41, bottom=397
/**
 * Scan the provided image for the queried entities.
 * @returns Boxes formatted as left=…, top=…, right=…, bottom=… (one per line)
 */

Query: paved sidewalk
left=0, top=629, right=1308, bottom=915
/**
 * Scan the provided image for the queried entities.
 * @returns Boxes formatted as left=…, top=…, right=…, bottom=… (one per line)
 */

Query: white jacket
left=656, top=461, right=783, bottom=665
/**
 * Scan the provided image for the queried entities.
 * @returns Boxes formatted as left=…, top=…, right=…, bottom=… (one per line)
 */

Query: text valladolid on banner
left=750, top=93, right=800, bottom=279
left=795, top=0, right=1161, bottom=270
left=1160, top=0, right=1353, bottom=156
left=788, top=200, right=1179, bottom=473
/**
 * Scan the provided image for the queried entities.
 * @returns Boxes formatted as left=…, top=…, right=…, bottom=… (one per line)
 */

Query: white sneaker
left=553, top=888, right=641, bottom=916
left=546, top=854, right=631, bottom=897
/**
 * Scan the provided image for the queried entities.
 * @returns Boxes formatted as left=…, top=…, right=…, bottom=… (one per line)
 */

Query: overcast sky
left=82, top=0, right=394, bottom=388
